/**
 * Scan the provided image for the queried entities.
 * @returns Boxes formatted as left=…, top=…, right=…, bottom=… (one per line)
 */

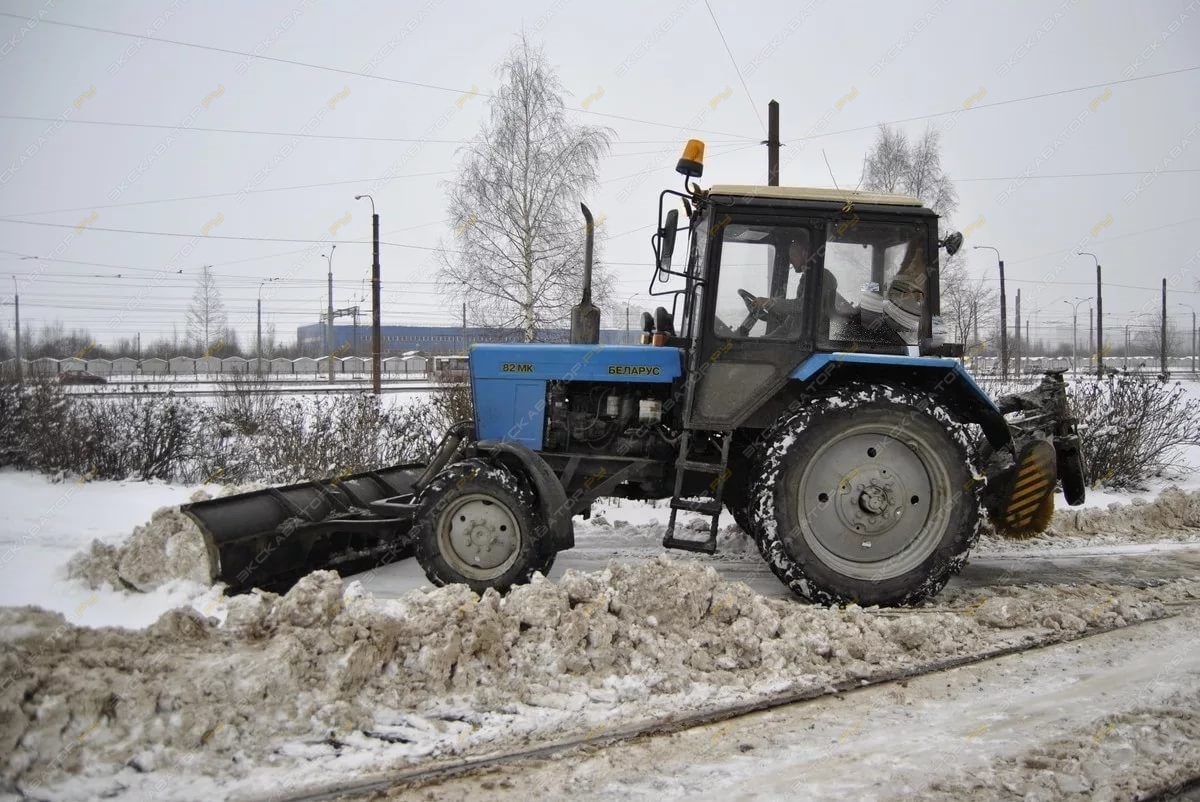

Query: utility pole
left=11, top=276, right=20, bottom=384
left=974, top=246, right=1007, bottom=378
left=356, top=194, right=382, bottom=394
left=325, top=245, right=336, bottom=382
left=1015, top=288, right=1022, bottom=376
left=1079, top=252, right=1103, bottom=375
left=765, top=99, right=780, bottom=186
left=1162, top=277, right=1168, bottom=375
left=461, top=301, right=467, bottom=352
left=625, top=306, right=631, bottom=344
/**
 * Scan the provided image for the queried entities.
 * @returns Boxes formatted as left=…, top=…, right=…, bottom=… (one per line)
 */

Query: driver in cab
left=747, top=233, right=840, bottom=338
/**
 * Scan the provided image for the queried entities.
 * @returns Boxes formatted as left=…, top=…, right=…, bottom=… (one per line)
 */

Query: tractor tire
left=412, top=459, right=550, bottom=594
left=1058, top=445, right=1087, bottom=506
left=749, top=384, right=985, bottom=607
left=725, top=501, right=754, bottom=537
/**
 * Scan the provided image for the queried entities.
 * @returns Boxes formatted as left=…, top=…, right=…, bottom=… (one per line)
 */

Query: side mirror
left=658, top=209, right=679, bottom=273
left=941, top=231, right=964, bottom=257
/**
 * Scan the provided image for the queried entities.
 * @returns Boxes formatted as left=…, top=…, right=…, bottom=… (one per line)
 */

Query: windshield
left=821, top=221, right=927, bottom=346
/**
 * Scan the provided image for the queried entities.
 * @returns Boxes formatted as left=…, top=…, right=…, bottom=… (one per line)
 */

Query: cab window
left=821, top=221, right=928, bottom=347
left=711, top=223, right=815, bottom=340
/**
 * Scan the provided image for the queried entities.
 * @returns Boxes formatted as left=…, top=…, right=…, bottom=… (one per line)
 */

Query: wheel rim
left=436, top=493, right=522, bottom=580
left=796, top=422, right=953, bottom=581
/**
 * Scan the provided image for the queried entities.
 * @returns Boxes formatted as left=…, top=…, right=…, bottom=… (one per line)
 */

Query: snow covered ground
left=2, top=468, right=1200, bottom=800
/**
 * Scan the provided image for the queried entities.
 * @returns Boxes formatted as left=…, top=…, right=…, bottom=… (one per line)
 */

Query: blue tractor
left=185, top=140, right=1086, bottom=606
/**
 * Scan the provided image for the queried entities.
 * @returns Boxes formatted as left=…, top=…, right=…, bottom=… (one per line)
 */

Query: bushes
left=1070, top=376, right=1200, bottom=489
left=0, top=378, right=474, bottom=485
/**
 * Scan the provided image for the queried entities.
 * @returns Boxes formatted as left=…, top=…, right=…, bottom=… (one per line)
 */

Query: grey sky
left=0, top=0, right=1197, bottom=350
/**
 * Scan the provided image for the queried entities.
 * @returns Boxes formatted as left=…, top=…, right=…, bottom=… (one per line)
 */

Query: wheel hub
left=799, top=431, right=942, bottom=574
left=440, top=495, right=520, bottom=574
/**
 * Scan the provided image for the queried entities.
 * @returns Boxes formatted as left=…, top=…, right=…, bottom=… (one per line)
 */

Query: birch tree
left=185, top=265, right=227, bottom=351
left=438, top=35, right=614, bottom=341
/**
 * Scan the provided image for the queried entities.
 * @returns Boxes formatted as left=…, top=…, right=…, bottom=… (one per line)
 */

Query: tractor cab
left=646, top=140, right=963, bottom=431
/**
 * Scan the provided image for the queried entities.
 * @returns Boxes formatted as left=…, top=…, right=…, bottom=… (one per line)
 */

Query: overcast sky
left=0, top=0, right=1197, bottom=351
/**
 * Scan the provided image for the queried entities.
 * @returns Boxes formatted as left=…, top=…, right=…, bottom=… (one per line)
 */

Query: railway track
left=254, top=599, right=1200, bottom=802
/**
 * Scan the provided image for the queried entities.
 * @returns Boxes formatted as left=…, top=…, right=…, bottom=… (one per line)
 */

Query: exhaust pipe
left=570, top=202, right=601, bottom=345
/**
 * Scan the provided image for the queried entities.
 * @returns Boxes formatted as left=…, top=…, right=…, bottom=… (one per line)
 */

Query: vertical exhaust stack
left=570, top=202, right=601, bottom=345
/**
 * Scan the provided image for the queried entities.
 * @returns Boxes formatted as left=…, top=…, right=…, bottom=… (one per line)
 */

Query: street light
left=322, top=246, right=336, bottom=382
left=1178, top=303, right=1197, bottom=373
left=257, top=278, right=279, bottom=372
left=1125, top=312, right=1153, bottom=372
left=973, top=245, right=1007, bottom=378
left=355, top=193, right=382, bottom=394
left=1077, top=252, right=1103, bottom=375
left=1063, top=297, right=1093, bottom=374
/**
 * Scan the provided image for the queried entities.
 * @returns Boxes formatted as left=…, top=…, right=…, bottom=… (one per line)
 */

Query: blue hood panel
left=469, top=343, right=683, bottom=450
left=469, top=343, right=683, bottom=383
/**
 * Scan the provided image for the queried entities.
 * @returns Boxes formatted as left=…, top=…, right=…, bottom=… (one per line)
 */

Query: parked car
left=58, top=370, right=107, bottom=385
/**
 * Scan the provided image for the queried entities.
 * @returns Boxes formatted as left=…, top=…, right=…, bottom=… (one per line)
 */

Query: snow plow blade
left=182, top=465, right=426, bottom=593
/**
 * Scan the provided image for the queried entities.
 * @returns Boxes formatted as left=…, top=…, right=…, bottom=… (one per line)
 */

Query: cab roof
left=708, top=184, right=924, bottom=207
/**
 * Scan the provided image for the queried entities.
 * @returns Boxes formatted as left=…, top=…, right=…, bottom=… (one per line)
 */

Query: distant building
left=296, top=324, right=631, bottom=355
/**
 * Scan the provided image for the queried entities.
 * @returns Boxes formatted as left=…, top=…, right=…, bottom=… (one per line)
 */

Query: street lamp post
left=1077, top=252, right=1103, bottom=375
left=10, top=275, right=20, bottom=384
left=257, top=278, right=279, bottom=374
left=1125, top=312, right=1153, bottom=372
left=1179, top=303, right=1197, bottom=374
left=355, top=194, right=381, bottom=395
left=323, top=246, right=337, bottom=382
left=973, top=245, right=1007, bottom=378
left=1063, top=297, right=1093, bottom=375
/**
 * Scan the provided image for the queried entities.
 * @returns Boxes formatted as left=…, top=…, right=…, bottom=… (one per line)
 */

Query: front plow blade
left=183, top=465, right=425, bottom=593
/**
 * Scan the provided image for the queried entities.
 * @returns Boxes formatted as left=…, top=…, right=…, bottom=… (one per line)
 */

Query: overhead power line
left=702, top=0, right=765, bottom=134
left=0, top=114, right=750, bottom=147
left=783, top=65, right=1200, bottom=145
left=0, top=11, right=760, bottom=140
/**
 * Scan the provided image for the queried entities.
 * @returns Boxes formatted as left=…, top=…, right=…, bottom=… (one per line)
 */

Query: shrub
left=1070, top=376, right=1200, bottom=488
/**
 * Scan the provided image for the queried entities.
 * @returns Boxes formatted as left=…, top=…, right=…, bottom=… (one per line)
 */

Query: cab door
left=685, top=213, right=822, bottom=430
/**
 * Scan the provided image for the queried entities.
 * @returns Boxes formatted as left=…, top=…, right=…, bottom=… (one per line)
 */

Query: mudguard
left=791, top=352, right=1011, bottom=450
left=476, top=439, right=575, bottom=554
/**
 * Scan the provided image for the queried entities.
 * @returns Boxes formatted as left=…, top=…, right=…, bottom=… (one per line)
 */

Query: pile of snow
left=3, top=558, right=1191, bottom=798
left=66, top=491, right=215, bottom=591
left=984, top=486, right=1200, bottom=550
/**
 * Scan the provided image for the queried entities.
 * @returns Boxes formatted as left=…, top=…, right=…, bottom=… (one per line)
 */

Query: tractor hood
left=469, top=343, right=684, bottom=450
left=469, top=343, right=683, bottom=382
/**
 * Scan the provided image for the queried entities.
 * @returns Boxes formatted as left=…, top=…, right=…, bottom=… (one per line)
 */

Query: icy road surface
left=360, top=610, right=1200, bottom=802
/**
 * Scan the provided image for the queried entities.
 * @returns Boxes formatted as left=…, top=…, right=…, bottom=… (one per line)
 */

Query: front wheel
left=750, top=385, right=984, bottom=606
left=412, top=460, right=550, bottom=593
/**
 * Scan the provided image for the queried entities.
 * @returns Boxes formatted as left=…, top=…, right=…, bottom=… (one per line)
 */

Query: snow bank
left=66, top=490, right=215, bottom=591
left=984, top=486, right=1200, bottom=550
left=3, top=558, right=1191, bottom=798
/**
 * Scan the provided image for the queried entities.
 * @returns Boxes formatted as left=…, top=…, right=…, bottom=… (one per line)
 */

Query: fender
left=791, top=352, right=1011, bottom=449
left=476, top=439, right=575, bottom=554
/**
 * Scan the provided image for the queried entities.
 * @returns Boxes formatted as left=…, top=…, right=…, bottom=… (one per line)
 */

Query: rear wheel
left=413, top=460, right=550, bottom=593
left=750, top=385, right=984, bottom=606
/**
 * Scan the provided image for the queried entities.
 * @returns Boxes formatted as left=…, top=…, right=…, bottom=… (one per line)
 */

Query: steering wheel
left=735, top=288, right=769, bottom=336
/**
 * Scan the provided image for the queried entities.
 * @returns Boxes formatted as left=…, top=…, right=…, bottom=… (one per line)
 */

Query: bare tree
left=186, top=265, right=227, bottom=351
left=862, top=124, right=910, bottom=194
left=438, top=35, right=614, bottom=342
left=862, top=123, right=958, bottom=216
left=939, top=250, right=997, bottom=352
